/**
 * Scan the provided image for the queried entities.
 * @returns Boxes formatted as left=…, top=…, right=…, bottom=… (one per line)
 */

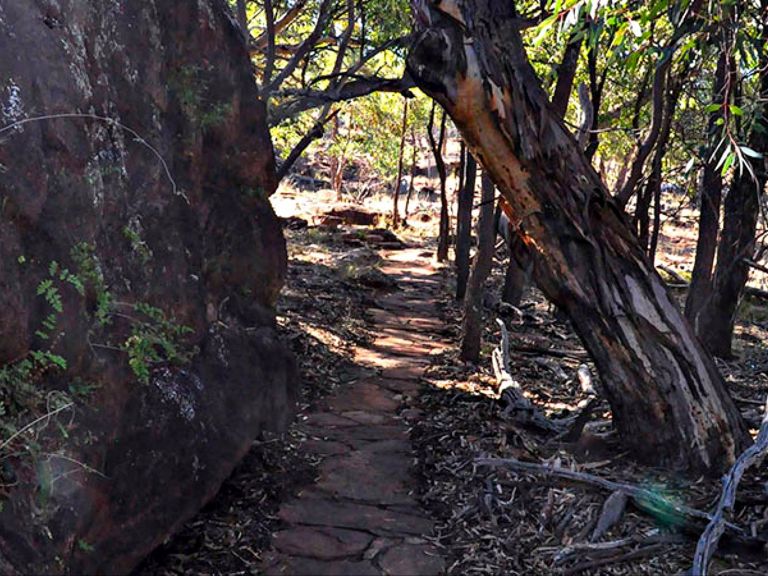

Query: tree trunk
left=404, top=126, right=418, bottom=220
left=427, top=103, right=450, bottom=261
left=584, top=31, right=608, bottom=162
left=498, top=199, right=533, bottom=306
left=696, top=174, right=762, bottom=358
left=551, top=24, right=584, bottom=119
left=456, top=150, right=477, bottom=299
left=329, top=114, right=344, bottom=201
left=694, top=5, right=768, bottom=358
left=685, top=52, right=730, bottom=329
left=636, top=74, right=683, bottom=259
left=616, top=1, right=704, bottom=208
left=460, top=174, right=496, bottom=361
left=502, top=234, right=533, bottom=306
left=392, top=98, right=409, bottom=227
left=408, top=0, right=748, bottom=473
left=236, top=0, right=249, bottom=33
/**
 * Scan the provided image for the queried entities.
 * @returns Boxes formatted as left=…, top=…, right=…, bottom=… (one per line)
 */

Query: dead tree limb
left=475, top=457, right=762, bottom=547
left=691, top=396, right=768, bottom=576
left=493, top=320, right=558, bottom=433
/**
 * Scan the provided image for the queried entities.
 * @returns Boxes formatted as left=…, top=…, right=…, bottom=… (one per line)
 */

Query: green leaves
left=122, top=303, right=195, bottom=384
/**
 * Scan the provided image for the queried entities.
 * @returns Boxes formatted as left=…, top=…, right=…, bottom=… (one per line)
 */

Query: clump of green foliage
left=123, top=303, right=195, bottom=384
left=122, top=225, right=153, bottom=265
left=72, top=242, right=196, bottom=384
left=71, top=242, right=113, bottom=326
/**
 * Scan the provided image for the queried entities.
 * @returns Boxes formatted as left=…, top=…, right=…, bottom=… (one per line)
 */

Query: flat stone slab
left=378, top=378, right=421, bottom=394
left=381, top=364, right=428, bottom=381
left=302, top=412, right=360, bottom=429
left=371, top=338, right=444, bottom=359
left=320, top=425, right=409, bottom=447
left=273, top=526, right=373, bottom=560
left=340, top=410, right=394, bottom=425
left=315, top=451, right=414, bottom=505
left=302, top=439, right=350, bottom=456
left=356, top=438, right=410, bottom=455
left=368, top=309, right=444, bottom=332
left=355, top=348, right=431, bottom=372
left=279, top=496, right=434, bottom=536
left=327, top=381, right=400, bottom=413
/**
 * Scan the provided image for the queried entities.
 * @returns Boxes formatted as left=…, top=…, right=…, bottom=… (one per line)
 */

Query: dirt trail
left=262, top=248, right=449, bottom=575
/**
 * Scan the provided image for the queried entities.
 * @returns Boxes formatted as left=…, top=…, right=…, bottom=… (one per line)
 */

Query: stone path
left=262, top=248, right=449, bottom=576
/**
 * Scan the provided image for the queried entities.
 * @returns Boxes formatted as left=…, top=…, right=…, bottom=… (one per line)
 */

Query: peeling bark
left=408, top=0, right=748, bottom=473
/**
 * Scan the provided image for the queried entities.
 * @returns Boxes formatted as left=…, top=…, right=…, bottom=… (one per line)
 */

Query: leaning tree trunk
left=455, top=150, right=477, bottom=299
left=408, top=0, right=748, bottom=473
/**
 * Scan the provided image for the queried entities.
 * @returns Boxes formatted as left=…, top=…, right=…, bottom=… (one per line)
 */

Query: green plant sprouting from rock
left=72, top=242, right=196, bottom=384
left=123, top=302, right=195, bottom=384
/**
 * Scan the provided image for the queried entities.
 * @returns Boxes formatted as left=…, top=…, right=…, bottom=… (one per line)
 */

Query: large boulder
left=0, top=1, right=297, bottom=573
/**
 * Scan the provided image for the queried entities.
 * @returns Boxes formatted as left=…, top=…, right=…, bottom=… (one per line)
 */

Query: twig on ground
left=591, top=490, right=629, bottom=541
left=691, top=396, right=768, bottom=576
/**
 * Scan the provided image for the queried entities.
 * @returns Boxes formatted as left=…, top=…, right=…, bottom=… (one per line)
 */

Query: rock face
left=0, top=2, right=296, bottom=574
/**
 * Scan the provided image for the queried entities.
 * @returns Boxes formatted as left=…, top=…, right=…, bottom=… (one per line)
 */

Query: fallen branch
left=691, top=396, right=768, bottom=576
left=659, top=263, right=768, bottom=299
left=493, top=320, right=559, bottom=433
left=508, top=342, right=588, bottom=360
left=475, top=457, right=762, bottom=548
left=658, top=264, right=688, bottom=285
left=558, top=397, right=600, bottom=443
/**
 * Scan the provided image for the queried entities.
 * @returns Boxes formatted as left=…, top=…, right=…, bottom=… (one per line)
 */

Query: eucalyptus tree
left=408, top=0, right=750, bottom=473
